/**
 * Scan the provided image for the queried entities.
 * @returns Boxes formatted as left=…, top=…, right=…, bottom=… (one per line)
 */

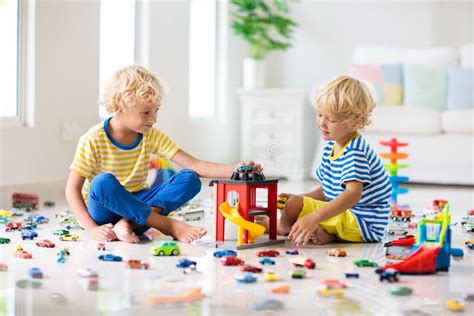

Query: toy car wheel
left=158, top=250, right=165, bottom=256
left=59, top=237, right=64, bottom=241
left=171, top=249, right=178, bottom=256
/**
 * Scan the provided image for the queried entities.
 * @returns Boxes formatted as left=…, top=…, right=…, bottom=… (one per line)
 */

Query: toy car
left=14, top=250, right=32, bottom=259
left=98, top=254, right=123, bottom=262
left=58, top=247, right=70, bottom=256
left=256, top=249, right=280, bottom=257
left=321, top=279, right=348, bottom=289
left=389, top=286, right=412, bottom=296
left=16, top=279, right=42, bottom=289
left=213, top=249, right=237, bottom=258
left=318, top=288, right=344, bottom=298
left=285, top=248, right=299, bottom=255
left=97, top=243, right=106, bottom=251
left=221, top=256, right=244, bottom=266
left=240, top=264, right=262, bottom=273
left=43, top=201, right=55, bottom=208
left=60, top=216, right=78, bottom=227
left=289, top=256, right=316, bottom=269
left=126, top=259, right=150, bottom=269
left=264, top=271, right=278, bottom=282
left=23, top=223, right=38, bottom=231
left=0, top=237, right=11, bottom=244
left=235, top=272, right=257, bottom=283
left=33, top=215, right=49, bottom=224
left=21, top=230, right=38, bottom=240
left=12, top=192, right=38, bottom=210
left=345, top=272, right=359, bottom=278
left=5, top=221, right=23, bottom=232
left=176, top=258, right=197, bottom=268
left=59, top=234, right=79, bottom=241
left=354, top=259, right=378, bottom=267
left=252, top=298, right=284, bottom=311
left=327, top=248, right=347, bottom=257
left=0, top=216, right=10, bottom=224
left=0, top=209, right=13, bottom=218
left=465, top=240, right=474, bottom=250
left=445, top=299, right=464, bottom=312
left=28, top=267, right=43, bottom=279
left=149, top=241, right=180, bottom=256
left=291, top=269, right=306, bottom=279
left=52, top=229, right=70, bottom=236
left=378, top=268, right=400, bottom=282
left=36, top=239, right=55, bottom=248
left=77, top=268, right=98, bottom=278
left=277, top=196, right=288, bottom=210
left=0, top=262, right=8, bottom=271
left=259, top=257, right=275, bottom=265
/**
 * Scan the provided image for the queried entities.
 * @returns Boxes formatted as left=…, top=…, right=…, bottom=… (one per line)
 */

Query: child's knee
left=285, top=196, right=304, bottom=218
left=90, top=173, right=119, bottom=196
left=179, top=169, right=202, bottom=196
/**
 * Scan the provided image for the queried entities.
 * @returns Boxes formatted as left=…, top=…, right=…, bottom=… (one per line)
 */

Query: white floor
left=0, top=179, right=473, bottom=315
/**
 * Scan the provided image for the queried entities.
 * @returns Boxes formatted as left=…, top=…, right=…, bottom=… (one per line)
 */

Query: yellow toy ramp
left=219, top=201, right=266, bottom=244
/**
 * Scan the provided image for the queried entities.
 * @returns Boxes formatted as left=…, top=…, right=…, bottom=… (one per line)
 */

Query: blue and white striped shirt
left=316, top=134, right=392, bottom=242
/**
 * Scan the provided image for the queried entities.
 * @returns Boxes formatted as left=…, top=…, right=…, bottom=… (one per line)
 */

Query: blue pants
left=87, top=169, right=201, bottom=234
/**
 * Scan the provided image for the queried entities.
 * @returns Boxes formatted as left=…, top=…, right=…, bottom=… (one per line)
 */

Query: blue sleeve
left=315, top=164, right=324, bottom=182
left=340, top=149, right=371, bottom=188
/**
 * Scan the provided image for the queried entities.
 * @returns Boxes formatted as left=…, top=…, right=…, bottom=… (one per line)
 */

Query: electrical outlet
left=61, top=121, right=81, bottom=141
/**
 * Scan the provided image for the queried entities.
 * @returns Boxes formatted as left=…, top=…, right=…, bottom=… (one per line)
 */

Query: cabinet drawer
left=251, top=107, right=295, bottom=126
left=250, top=130, right=294, bottom=147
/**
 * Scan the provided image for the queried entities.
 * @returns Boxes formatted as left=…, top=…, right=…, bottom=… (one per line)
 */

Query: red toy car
left=5, top=221, right=23, bottom=232
left=12, top=192, right=39, bottom=210
left=304, top=258, right=316, bottom=269
left=220, top=256, right=244, bottom=266
left=327, top=249, right=347, bottom=257
left=240, top=264, right=262, bottom=273
left=256, top=250, right=280, bottom=257
left=126, top=259, right=150, bottom=270
left=14, top=250, right=32, bottom=259
left=97, top=243, right=106, bottom=251
left=36, top=239, right=56, bottom=248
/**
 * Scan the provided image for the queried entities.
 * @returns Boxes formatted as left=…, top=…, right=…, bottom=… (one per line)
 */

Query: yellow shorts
left=297, top=196, right=363, bottom=242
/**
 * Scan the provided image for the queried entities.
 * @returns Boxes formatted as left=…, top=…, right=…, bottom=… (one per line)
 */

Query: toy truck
left=12, top=192, right=39, bottom=211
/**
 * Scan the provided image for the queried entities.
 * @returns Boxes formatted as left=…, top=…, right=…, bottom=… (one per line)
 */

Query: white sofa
left=355, top=45, right=474, bottom=185
left=314, top=45, right=474, bottom=185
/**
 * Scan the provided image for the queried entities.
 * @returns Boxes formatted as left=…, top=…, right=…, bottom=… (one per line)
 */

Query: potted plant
left=230, top=0, right=297, bottom=88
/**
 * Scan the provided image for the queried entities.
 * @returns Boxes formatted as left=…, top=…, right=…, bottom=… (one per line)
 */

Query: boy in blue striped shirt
left=282, top=76, right=392, bottom=245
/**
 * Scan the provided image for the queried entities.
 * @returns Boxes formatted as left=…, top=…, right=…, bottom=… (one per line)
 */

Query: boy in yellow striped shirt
left=66, top=66, right=261, bottom=243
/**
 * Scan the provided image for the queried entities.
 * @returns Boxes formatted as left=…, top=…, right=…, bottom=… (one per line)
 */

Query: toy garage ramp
left=219, top=201, right=266, bottom=245
left=383, top=245, right=440, bottom=274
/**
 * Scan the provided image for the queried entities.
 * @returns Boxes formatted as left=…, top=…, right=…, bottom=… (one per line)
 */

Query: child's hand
left=288, top=215, right=318, bottom=246
left=238, top=161, right=263, bottom=172
left=90, top=223, right=117, bottom=242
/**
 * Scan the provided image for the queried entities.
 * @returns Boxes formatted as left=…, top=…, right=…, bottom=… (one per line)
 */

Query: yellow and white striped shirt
left=70, top=119, right=180, bottom=202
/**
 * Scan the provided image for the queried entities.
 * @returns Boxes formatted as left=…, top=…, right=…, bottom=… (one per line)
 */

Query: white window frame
left=188, top=0, right=218, bottom=119
left=99, top=0, right=137, bottom=119
left=0, top=0, right=36, bottom=128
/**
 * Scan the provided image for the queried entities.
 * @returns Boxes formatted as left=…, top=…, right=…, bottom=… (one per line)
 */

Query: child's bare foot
left=255, top=216, right=290, bottom=236
left=310, top=227, right=336, bottom=245
left=168, top=219, right=207, bottom=243
left=112, top=218, right=140, bottom=243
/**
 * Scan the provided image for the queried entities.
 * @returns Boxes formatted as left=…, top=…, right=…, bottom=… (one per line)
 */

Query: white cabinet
left=239, top=88, right=309, bottom=180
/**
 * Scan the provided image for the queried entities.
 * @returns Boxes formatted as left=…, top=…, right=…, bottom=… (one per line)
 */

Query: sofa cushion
left=349, top=64, right=403, bottom=105
left=365, top=106, right=442, bottom=134
left=447, top=68, right=474, bottom=110
left=353, top=46, right=458, bottom=68
left=461, top=44, right=473, bottom=68
left=442, top=109, right=474, bottom=134
left=403, top=64, right=447, bottom=111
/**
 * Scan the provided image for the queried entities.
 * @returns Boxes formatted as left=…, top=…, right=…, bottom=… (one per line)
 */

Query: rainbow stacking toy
left=379, top=138, right=409, bottom=206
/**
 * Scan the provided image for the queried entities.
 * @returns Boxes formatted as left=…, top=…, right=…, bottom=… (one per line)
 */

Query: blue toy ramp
left=390, top=176, right=410, bottom=184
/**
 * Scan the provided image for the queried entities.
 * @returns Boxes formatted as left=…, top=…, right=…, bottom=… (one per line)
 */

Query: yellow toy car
left=59, top=234, right=79, bottom=241
left=318, top=288, right=344, bottom=298
left=445, top=299, right=464, bottom=312
left=264, top=271, right=278, bottom=282
left=0, top=209, right=12, bottom=218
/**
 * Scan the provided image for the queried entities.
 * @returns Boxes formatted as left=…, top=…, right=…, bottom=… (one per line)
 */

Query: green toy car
left=0, top=237, right=11, bottom=244
left=354, top=259, right=378, bottom=267
left=52, top=229, right=70, bottom=236
left=150, top=241, right=180, bottom=256
left=389, top=286, right=412, bottom=296
left=291, top=269, right=306, bottom=279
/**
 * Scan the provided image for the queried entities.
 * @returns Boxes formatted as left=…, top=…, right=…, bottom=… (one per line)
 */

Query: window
left=0, top=0, right=19, bottom=118
left=99, top=0, right=136, bottom=118
left=188, top=0, right=217, bottom=119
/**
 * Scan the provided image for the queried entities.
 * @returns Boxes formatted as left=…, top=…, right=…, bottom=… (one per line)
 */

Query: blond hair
left=100, top=65, right=165, bottom=114
left=315, top=76, right=375, bottom=130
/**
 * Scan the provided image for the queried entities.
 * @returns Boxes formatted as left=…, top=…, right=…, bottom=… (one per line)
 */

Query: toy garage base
left=196, top=237, right=285, bottom=250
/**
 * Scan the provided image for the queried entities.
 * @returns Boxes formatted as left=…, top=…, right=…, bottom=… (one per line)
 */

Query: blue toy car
left=33, top=215, right=49, bottom=224
left=21, top=230, right=38, bottom=240
left=345, top=272, right=360, bottom=278
left=176, top=259, right=197, bottom=268
left=98, top=254, right=123, bottom=262
left=28, top=267, right=43, bottom=279
left=213, top=249, right=237, bottom=258
left=235, top=272, right=257, bottom=283
left=285, top=248, right=299, bottom=256
left=23, top=223, right=37, bottom=231
left=377, top=268, right=400, bottom=282
left=259, top=258, right=275, bottom=265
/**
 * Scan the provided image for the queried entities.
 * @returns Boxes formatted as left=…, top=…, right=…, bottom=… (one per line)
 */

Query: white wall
left=0, top=0, right=472, bottom=186
left=0, top=0, right=100, bottom=186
